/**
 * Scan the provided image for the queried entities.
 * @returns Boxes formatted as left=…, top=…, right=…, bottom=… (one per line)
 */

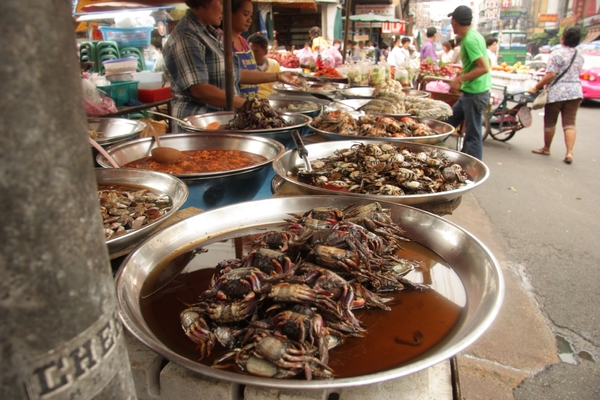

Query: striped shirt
left=164, top=9, right=240, bottom=118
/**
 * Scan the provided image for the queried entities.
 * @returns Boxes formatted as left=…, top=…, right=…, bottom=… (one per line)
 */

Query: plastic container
left=137, top=86, right=173, bottom=103
left=98, top=26, right=153, bottom=48
left=103, top=58, right=138, bottom=75
left=131, top=72, right=164, bottom=89
left=97, top=81, right=139, bottom=106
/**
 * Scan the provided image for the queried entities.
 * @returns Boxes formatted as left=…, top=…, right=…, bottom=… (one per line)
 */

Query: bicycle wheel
left=482, top=112, right=490, bottom=141
left=488, top=110, right=517, bottom=141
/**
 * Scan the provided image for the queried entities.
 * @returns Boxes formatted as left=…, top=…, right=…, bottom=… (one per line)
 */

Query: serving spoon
left=147, top=110, right=194, bottom=127
left=147, top=123, right=182, bottom=164
left=89, top=137, right=120, bottom=168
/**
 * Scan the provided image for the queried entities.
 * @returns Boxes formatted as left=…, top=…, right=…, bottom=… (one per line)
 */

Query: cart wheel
left=482, top=113, right=490, bottom=141
left=490, top=128, right=517, bottom=142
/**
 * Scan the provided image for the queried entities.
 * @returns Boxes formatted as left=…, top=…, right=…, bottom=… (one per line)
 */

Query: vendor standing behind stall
left=231, top=0, right=258, bottom=98
left=248, top=33, right=281, bottom=99
left=164, top=0, right=299, bottom=118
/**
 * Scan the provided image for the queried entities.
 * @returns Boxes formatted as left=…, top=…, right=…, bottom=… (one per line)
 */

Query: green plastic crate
left=97, top=81, right=139, bottom=107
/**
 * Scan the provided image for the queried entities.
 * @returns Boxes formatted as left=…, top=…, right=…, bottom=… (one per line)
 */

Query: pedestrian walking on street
left=444, top=5, right=491, bottom=160
left=529, top=26, right=584, bottom=164
left=420, top=27, right=438, bottom=63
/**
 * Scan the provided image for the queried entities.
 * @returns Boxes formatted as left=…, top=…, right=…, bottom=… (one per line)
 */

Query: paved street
left=445, top=100, right=600, bottom=399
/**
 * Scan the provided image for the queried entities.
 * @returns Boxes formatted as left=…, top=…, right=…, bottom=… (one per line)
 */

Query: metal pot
left=116, top=196, right=504, bottom=389
left=96, top=168, right=189, bottom=254
left=96, top=133, right=285, bottom=210
left=272, top=141, right=489, bottom=206
left=181, top=112, right=311, bottom=149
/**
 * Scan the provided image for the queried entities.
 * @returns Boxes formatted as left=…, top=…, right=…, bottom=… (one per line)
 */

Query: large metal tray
left=273, top=81, right=348, bottom=96
left=338, top=87, right=375, bottom=99
left=88, top=118, right=146, bottom=146
left=309, top=117, right=454, bottom=144
left=269, top=99, right=322, bottom=119
left=116, top=196, right=504, bottom=389
left=96, top=168, right=188, bottom=254
left=181, top=112, right=311, bottom=149
left=272, top=140, right=489, bottom=206
left=332, top=99, right=412, bottom=117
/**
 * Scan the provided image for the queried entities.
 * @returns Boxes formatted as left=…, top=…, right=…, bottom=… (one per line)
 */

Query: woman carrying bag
left=529, top=27, right=584, bottom=164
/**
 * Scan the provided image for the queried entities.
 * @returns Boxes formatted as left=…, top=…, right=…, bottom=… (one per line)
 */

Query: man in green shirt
left=445, top=5, right=491, bottom=160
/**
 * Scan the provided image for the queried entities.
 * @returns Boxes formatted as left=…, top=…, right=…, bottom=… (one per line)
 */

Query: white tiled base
left=125, top=331, right=453, bottom=400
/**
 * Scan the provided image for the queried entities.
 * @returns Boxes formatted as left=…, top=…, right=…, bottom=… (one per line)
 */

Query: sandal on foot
left=532, top=148, right=550, bottom=155
left=563, top=156, right=573, bottom=164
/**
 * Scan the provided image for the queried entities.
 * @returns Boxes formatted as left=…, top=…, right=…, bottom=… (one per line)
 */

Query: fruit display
left=419, top=58, right=461, bottom=78
left=267, top=51, right=300, bottom=68
left=491, top=61, right=531, bottom=74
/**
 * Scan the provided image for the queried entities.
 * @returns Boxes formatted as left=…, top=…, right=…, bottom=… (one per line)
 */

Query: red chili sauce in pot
left=122, top=150, right=268, bottom=175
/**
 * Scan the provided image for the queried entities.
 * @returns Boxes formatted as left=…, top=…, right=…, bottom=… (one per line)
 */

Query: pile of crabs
left=312, top=110, right=435, bottom=138
left=226, top=98, right=291, bottom=130
left=180, top=202, right=423, bottom=380
left=300, top=142, right=469, bottom=196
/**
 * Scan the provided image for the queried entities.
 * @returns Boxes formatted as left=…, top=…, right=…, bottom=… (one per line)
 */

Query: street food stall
left=73, top=4, right=504, bottom=400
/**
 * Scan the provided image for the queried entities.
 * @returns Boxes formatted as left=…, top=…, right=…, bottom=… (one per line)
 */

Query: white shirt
left=387, top=46, right=409, bottom=68
left=487, top=48, right=498, bottom=66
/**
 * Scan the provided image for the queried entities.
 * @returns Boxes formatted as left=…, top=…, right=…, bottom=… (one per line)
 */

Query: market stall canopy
left=349, top=13, right=401, bottom=23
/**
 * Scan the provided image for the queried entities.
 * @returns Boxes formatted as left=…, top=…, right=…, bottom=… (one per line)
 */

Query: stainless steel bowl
left=332, top=99, right=412, bottom=117
left=309, top=117, right=455, bottom=144
left=96, top=133, right=285, bottom=210
left=272, top=141, right=489, bottom=206
left=96, top=168, right=189, bottom=255
left=181, top=112, right=312, bottom=149
left=116, top=196, right=504, bottom=389
left=273, top=82, right=348, bottom=96
left=88, top=118, right=146, bottom=146
left=269, top=99, right=322, bottom=119
left=403, top=88, right=430, bottom=98
left=338, top=87, right=375, bottom=99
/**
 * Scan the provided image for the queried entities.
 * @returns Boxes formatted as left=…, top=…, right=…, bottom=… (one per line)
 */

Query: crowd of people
left=160, top=0, right=584, bottom=163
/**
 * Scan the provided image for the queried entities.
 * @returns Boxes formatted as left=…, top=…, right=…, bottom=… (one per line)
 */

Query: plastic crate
left=97, top=81, right=139, bottom=107
left=98, top=26, right=153, bottom=48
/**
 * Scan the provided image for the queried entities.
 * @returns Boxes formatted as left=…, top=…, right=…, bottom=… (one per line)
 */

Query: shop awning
left=581, top=27, right=600, bottom=44
left=252, top=0, right=317, bottom=9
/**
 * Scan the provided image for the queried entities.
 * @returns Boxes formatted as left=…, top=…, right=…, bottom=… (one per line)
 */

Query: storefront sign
left=500, top=8, right=523, bottom=19
left=539, top=14, right=558, bottom=22
left=353, top=34, right=370, bottom=42
left=381, top=21, right=406, bottom=34
left=560, top=15, right=577, bottom=27
left=583, top=14, right=600, bottom=27
left=355, top=4, right=395, bottom=28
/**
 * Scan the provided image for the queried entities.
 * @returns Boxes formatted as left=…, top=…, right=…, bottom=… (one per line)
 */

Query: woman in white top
left=450, top=37, right=462, bottom=65
left=486, top=37, right=499, bottom=67
left=440, top=41, right=454, bottom=63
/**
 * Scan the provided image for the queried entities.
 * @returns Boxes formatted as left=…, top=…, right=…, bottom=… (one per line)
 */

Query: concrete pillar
left=0, top=1, right=136, bottom=399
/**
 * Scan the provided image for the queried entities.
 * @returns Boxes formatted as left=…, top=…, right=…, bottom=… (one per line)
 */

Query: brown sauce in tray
left=140, top=232, right=465, bottom=379
left=122, top=149, right=267, bottom=175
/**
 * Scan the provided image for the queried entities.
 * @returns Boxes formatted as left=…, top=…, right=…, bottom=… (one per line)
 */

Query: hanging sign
left=539, top=14, right=558, bottom=22
left=381, top=21, right=406, bottom=34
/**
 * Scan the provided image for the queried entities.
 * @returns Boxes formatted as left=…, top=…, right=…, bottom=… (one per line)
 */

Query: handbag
left=532, top=89, right=548, bottom=110
left=531, top=50, right=577, bottom=110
